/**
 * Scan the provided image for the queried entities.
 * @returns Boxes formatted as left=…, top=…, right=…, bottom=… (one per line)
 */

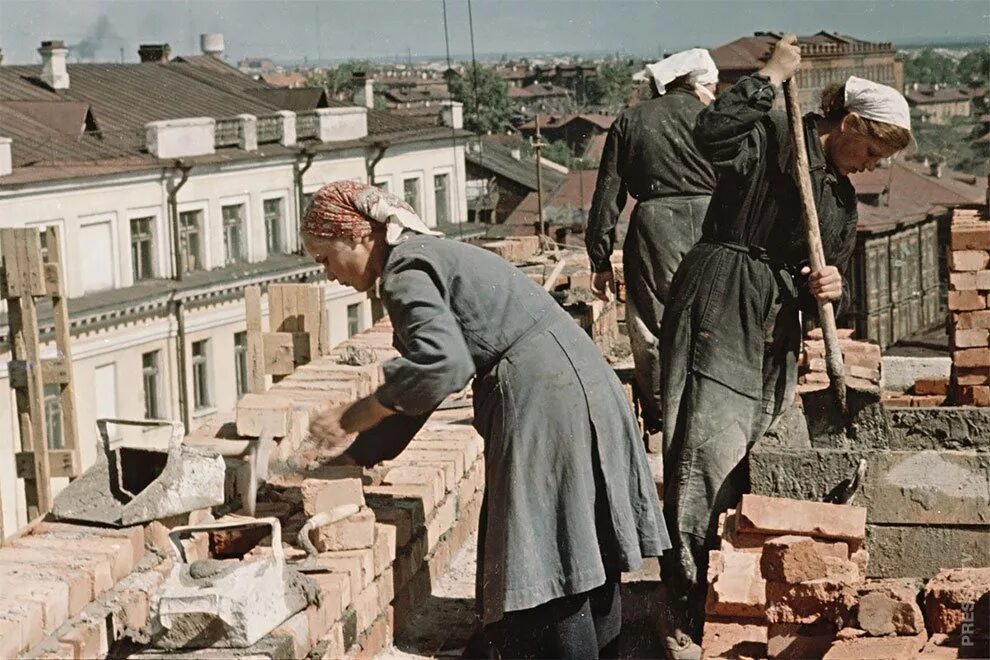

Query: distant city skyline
left=0, top=0, right=987, bottom=66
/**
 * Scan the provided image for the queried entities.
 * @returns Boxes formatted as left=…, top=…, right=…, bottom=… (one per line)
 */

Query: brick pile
left=701, top=494, right=989, bottom=659
left=947, top=205, right=990, bottom=407
left=797, top=328, right=882, bottom=396
left=882, top=376, right=950, bottom=408
left=1, top=317, right=486, bottom=659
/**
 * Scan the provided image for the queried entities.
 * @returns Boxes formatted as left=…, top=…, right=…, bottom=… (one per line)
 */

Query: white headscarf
left=844, top=76, right=911, bottom=131
left=645, top=48, right=719, bottom=97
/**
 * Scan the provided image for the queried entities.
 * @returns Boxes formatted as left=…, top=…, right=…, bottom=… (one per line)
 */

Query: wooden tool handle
left=783, top=77, right=848, bottom=413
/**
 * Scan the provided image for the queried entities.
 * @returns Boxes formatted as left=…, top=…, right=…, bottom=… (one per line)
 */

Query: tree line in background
left=905, top=48, right=989, bottom=176
left=304, top=49, right=987, bottom=175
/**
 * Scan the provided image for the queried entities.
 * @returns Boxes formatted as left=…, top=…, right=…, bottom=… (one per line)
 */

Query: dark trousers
left=477, top=578, right=621, bottom=659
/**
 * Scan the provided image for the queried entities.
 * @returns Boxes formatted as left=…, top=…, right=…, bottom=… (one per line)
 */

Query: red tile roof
left=517, top=113, right=615, bottom=132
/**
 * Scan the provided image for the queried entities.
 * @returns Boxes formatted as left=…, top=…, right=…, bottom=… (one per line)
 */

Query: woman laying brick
left=657, top=35, right=913, bottom=658
left=299, top=179, right=669, bottom=659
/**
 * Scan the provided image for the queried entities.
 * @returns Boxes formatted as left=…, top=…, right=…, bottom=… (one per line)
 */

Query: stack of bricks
left=702, top=494, right=990, bottom=659
left=0, top=317, right=485, bottom=660
left=882, top=376, right=949, bottom=408
left=0, top=523, right=167, bottom=659
left=481, top=235, right=541, bottom=263
left=797, top=328, right=882, bottom=396
left=947, top=205, right=990, bottom=407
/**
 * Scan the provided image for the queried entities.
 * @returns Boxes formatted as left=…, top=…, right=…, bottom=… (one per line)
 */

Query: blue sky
left=0, top=0, right=987, bottom=65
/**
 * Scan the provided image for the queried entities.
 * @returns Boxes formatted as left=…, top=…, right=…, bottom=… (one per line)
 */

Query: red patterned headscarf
left=302, top=180, right=441, bottom=244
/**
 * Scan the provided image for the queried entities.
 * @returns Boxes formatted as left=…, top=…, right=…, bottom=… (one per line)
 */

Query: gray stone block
left=865, top=525, right=990, bottom=580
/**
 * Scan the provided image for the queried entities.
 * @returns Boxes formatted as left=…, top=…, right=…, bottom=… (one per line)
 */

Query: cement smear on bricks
left=751, top=404, right=990, bottom=579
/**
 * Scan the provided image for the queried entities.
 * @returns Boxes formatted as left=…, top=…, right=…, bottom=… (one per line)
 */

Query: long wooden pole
left=783, top=77, right=848, bottom=414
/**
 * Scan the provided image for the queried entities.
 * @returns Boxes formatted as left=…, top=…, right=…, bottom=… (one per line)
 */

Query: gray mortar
left=751, top=404, right=990, bottom=579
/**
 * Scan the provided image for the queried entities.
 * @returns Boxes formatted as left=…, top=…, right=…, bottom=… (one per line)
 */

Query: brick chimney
left=38, top=40, right=69, bottom=90
left=138, top=43, right=171, bottom=63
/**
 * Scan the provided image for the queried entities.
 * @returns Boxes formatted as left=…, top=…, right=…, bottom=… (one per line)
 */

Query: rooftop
left=711, top=30, right=895, bottom=73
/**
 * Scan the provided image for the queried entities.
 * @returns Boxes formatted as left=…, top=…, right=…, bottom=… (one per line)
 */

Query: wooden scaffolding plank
left=300, top=285, right=322, bottom=362
left=268, top=284, right=287, bottom=332
left=41, top=227, right=80, bottom=477
left=317, top=284, right=330, bottom=357
left=245, top=285, right=266, bottom=393
left=1, top=228, right=54, bottom=519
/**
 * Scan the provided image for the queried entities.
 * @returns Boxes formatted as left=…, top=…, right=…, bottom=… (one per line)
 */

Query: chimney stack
left=38, top=40, right=69, bottom=90
left=200, top=33, right=225, bottom=59
left=138, top=43, right=171, bottom=63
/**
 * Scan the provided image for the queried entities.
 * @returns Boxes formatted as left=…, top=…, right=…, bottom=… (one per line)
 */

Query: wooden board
left=245, top=285, right=266, bottom=393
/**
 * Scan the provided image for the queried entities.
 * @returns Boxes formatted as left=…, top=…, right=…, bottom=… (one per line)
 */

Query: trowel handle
left=168, top=516, right=283, bottom=564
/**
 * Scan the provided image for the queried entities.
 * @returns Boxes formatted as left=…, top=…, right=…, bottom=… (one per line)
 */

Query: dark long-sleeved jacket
left=695, top=74, right=858, bottom=312
left=586, top=88, right=717, bottom=273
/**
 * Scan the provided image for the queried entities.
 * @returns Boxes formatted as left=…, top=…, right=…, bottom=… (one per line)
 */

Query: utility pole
left=533, top=114, right=546, bottom=242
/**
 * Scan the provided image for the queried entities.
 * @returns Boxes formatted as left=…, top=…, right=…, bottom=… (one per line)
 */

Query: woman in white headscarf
left=657, top=36, right=911, bottom=658
left=586, top=48, right=719, bottom=457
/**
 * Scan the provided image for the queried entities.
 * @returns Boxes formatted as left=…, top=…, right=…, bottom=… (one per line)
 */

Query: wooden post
left=43, top=227, right=80, bottom=477
left=245, top=285, right=266, bottom=393
left=1, top=229, right=55, bottom=519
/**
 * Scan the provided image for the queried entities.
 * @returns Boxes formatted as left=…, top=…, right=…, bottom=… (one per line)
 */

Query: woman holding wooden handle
left=656, top=35, right=912, bottom=658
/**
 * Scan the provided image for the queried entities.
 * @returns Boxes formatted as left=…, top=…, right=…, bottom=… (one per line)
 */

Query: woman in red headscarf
left=300, top=180, right=669, bottom=659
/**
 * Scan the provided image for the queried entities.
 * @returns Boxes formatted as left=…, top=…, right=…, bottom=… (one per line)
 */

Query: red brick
left=425, top=496, right=457, bottom=551
left=366, top=482, right=437, bottom=520
left=954, top=348, right=990, bottom=368
left=822, top=630, right=926, bottom=658
left=953, top=310, right=990, bottom=330
left=0, top=576, right=69, bottom=631
left=30, top=523, right=145, bottom=568
left=911, top=394, right=946, bottom=407
left=706, top=550, right=767, bottom=619
left=312, top=507, right=376, bottom=552
left=383, top=465, right=446, bottom=505
left=760, top=535, right=849, bottom=583
left=314, top=548, right=375, bottom=594
left=0, top=547, right=113, bottom=597
left=950, top=271, right=981, bottom=291
left=352, top=579, right=383, bottom=634
left=955, top=367, right=990, bottom=386
left=0, top=564, right=90, bottom=616
left=371, top=506, right=413, bottom=549
left=924, top=567, right=990, bottom=636
left=372, top=524, right=397, bottom=578
left=949, top=250, right=990, bottom=272
left=956, top=385, right=990, bottom=406
left=913, top=378, right=949, bottom=395
left=948, top=291, right=987, bottom=312
left=720, top=510, right=778, bottom=553
left=0, top=618, right=24, bottom=659
left=950, top=225, right=990, bottom=250
left=767, top=622, right=836, bottom=659
left=952, top=328, right=990, bottom=348
left=856, top=579, right=925, bottom=636
left=405, top=440, right=469, bottom=480
left=883, top=394, right=915, bottom=407
left=700, top=617, right=767, bottom=659
left=58, top=617, right=108, bottom=659
left=16, top=532, right=137, bottom=580
left=0, top=598, right=45, bottom=653
left=300, top=476, right=365, bottom=517
left=766, top=580, right=858, bottom=626
left=737, top=495, right=866, bottom=542
left=271, top=610, right=311, bottom=659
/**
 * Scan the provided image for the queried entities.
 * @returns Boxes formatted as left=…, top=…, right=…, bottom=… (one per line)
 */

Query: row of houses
left=0, top=38, right=470, bottom=534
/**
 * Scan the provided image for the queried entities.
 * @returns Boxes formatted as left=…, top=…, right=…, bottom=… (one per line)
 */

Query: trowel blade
left=800, top=383, right=890, bottom=444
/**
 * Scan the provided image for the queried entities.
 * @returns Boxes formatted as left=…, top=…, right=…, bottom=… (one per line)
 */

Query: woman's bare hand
left=802, top=265, right=843, bottom=304
left=759, top=34, right=801, bottom=86
left=308, top=404, right=356, bottom=457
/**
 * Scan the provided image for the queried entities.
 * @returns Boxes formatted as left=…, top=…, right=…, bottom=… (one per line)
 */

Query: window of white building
left=179, top=210, right=204, bottom=273
left=191, top=340, right=212, bottom=411
left=263, top=198, right=284, bottom=256
left=234, top=331, right=249, bottom=398
left=130, top=216, right=156, bottom=281
left=434, top=173, right=450, bottom=226
left=222, top=203, right=247, bottom=265
left=403, top=177, right=422, bottom=215
left=142, top=350, right=163, bottom=419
